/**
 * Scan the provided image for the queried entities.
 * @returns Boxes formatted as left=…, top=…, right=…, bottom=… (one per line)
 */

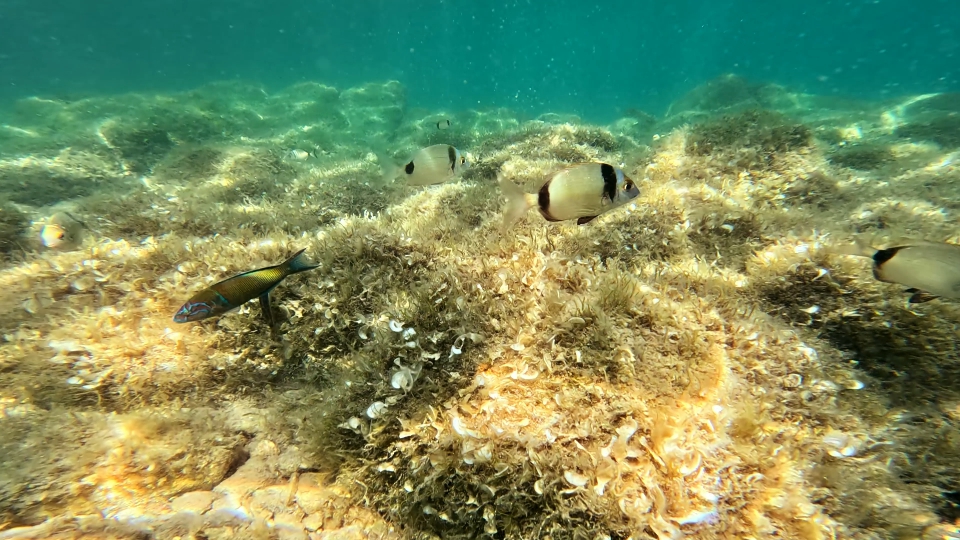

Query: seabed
left=1, top=74, right=960, bottom=540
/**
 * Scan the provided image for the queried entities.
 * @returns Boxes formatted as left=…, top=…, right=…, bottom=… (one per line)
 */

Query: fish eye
left=624, top=181, right=634, bottom=191
left=460, top=157, right=466, bottom=165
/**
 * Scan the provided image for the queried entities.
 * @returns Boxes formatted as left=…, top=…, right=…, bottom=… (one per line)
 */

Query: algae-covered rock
left=0, top=148, right=124, bottom=205
left=0, top=201, right=27, bottom=254
left=897, top=114, right=960, bottom=148
left=266, top=81, right=344, bottom=130
left=2, top=77, right=960, bottom=540
left=686, top=108, right=812, bottom=158
left=827, top=141, right=895, bottom=170
left=338, top=80, right=407, bottom=141
left=666, top=73, right=796, bottom=116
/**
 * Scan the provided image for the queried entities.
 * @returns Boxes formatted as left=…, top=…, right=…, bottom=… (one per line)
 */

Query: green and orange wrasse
left=173, top=249, right=318, bottom=325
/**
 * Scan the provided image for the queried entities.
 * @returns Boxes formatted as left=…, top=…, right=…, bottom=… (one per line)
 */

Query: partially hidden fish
left=436, top=119, right=451, bottom=130
left=41, top=212, right=87, bottom=250
left=382, top=144, right=470, bottom=186
left=498, top=162, right=640, bottom=229
left=287, top=148, right=319, bottom=160
left=836, top=240, right=960, bottom=303
left=173, top=249, right=318, bottom=325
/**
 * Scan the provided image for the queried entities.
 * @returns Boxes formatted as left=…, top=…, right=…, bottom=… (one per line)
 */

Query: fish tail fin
left=283, top=249, right=320, bottom=275
left=371, top=149, right=400, bottom=184
left=498, top=173, right=535, bottom=231
left=827, top=237, right=877, bottom=258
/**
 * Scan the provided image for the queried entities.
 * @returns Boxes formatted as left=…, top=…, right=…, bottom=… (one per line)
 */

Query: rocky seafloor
left=1, top=74, right=960, bottom=540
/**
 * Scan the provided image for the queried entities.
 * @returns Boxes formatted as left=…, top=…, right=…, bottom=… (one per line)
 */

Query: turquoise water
left=1, top=0, right=957, bottom=120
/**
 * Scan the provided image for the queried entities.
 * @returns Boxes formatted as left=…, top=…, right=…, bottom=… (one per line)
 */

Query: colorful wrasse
left=498, top=162, right=640, bottom=229
left=173, top=249, right=318, bottom=325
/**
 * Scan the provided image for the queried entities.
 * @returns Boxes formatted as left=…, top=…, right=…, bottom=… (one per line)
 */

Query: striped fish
left=382, top=144, right=470, bottom=186
left=835, top=240, right=960, bottom=303
left=173, top=249, right=318, bottom=325
left=498, top=162, right=640, bottom=229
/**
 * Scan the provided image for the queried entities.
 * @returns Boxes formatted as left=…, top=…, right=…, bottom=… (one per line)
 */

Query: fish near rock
left=382, top=144, right=470, bottom=186
left=40, top=212, right=86, bottom=250
left=173, top=249, right=319, bottom=325
left=837, top=240, right=960, bottom=303
left=498, top=162, right=640, bottom=230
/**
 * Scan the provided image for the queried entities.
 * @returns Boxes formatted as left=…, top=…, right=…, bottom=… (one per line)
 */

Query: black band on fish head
left=600, top=163, right=617, bottom=202
left=405, top=161, right=415, bottom=174
left=873, top=246, right=904, bottom=266
left=447, top=145, right=457, bottom=172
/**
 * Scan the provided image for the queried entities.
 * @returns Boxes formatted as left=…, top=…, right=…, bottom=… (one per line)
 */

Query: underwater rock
left=267, top=81, right=344, bottom=129
left=338, top=80, right=407, bottom=139
left=0, top=148, right=124, bottom=205
left=827, top=141, right=895, bottom=170
left=0, top=201, right=27, bottom=254
left=685, top=109, right=812, bottom=158
left=2, top=78, right=960, bottom=540
left=665, top=73, right=795, bottom=117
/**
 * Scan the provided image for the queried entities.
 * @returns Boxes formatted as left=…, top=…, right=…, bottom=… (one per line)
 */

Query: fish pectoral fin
left=576, top=215, right=598, bottom=225
left=907, top=290, right=939, bottom=304
left=259, top=293, right=275, bottom=326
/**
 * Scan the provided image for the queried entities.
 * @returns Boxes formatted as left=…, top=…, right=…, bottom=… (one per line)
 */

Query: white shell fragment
left=366, top=401, right=388, bottom=419
left=390, top=361, right=421, bottom=392
left=800, top=305, right=820, bottom=314
left=563, top=470, right=589, bottom=487
left=450, top=335, right=466, bottom=357
left=783, top=373, right=803, bottom=389
left=402, top=327, right=417, bottom=340
left=823, top=430, right=860, bottom=458
left=844, top=379, right=865, bottom=390
left=389, top=319, right=404, bottom=332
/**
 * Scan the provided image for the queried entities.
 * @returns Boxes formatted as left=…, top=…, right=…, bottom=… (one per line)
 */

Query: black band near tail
left=600, top=163, right=617, bottom=202
left=538, top=180, right=551, bottom=214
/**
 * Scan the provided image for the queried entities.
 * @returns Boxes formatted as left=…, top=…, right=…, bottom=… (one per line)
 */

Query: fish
left=436, top=119, right=451, bottom=130
left=173, top=248, right=319, bottom=325
left=287, top=148, right=318, bottom=160
left=498, top=162, right=640, bottom=229
left=382, top=144, right=470, bottom=186
left=40, top=212, right=87, bottom=250
left=835, top=239, right=960, bottom=303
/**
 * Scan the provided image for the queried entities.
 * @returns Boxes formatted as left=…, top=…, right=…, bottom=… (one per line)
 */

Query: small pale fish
left=836, top=240, right=960, bottom=303
left=40, top=212, right=86, bottom=250
left=436, top=119, right=451, bottom=130
left=173, top=248, right=318, bottom=325
left=287, top=148, right=318, bottom=160
left=498, top=162, right=640, bottom=229
left=383, top=144, right=470, bottom=186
